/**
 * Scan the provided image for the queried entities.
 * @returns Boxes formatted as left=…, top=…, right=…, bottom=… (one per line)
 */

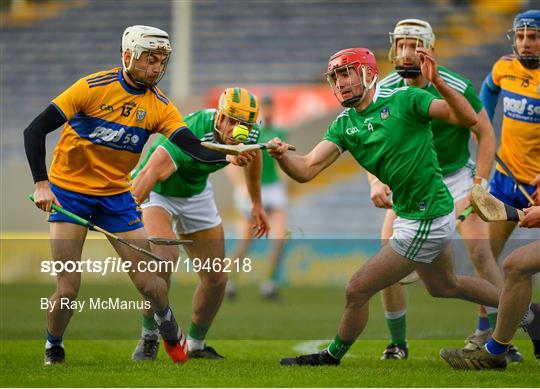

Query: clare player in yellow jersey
left=479, top=10, right=539, bottom=275
left=23, top=25, right=253, bottom=365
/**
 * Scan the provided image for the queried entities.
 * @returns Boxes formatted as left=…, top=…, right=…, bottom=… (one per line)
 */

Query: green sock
left=386, top=314, right=407, bottom=347
left=327, top=334, right=353, bottom=359
left=487, top=312, right=498, bottom=331
left=142, top=314, right=158, bottom=331
left=188, top=321, right=210, bottom=340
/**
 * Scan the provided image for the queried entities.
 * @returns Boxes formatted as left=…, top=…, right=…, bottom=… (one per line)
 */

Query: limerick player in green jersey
left=366, top=19, right=514, bottom=361
left=130, top=87, right=270, bottom=360
left=226, top=94, right=290, bottom=299
left=274, top=47, right=501, bottom=366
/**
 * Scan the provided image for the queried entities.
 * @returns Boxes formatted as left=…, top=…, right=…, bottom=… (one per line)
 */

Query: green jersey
left=259, top=126, right=286, bottom=185
left=379, top=66, right=483, bottom=176
left=134, top=109, right=260, bottom=198
left=324, top=86, right=453, bottom=220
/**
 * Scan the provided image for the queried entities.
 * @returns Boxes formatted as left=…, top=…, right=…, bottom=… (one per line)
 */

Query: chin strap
left=396, top=66, right=422, bottom=79
left=517, top=56, right=539, bottom=69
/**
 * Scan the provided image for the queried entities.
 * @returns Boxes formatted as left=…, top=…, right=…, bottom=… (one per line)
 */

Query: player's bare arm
left=243, top=150, right=270, bottom=238
left=132, top=147, right=177, bottom=204
left=366, top=172, right=392, bottom=209
left=225, top=164, right=245, bottom=187
left=470, top=108, right=496, bottom=186
left=269, top=139, right=340, bottom=183
left=417, top=48, right=477, bottom=128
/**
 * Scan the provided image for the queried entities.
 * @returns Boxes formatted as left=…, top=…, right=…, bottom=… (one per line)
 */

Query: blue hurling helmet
left=508, top=10, right=540, bottom=69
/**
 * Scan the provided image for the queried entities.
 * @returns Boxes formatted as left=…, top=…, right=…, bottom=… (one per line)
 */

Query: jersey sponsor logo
left=89, top=126, right=140, bottom=146
left=69, top=114, right=149, bottom=153
left=345, top=126, right=360, bottom=135
left=501, top=90, right=540, bottom=123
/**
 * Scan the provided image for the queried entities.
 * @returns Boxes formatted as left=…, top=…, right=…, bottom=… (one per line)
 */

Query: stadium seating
left=0, top=0, right=172, bottom=138
left=1, top=0, right=516, bottom=137
left=192, top=0, right=456, bottom=88
left=0, top=0, right=521, bottom=237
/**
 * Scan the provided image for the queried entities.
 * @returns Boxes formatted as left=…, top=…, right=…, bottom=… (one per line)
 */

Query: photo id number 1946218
left=184, top=257, right=252, bottom=273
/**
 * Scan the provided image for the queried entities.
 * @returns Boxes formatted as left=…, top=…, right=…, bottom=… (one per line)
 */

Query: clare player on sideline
left=130, top=87, right=269, bottom=361
left=369, top=18, right=510, bottom=361
left=272, top=46, right=502, bottom=366
left=23, top=25, right=251, bottom=365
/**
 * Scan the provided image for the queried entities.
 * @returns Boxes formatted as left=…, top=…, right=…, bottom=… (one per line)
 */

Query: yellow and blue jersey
left=484, top=55, right=539, bottom=184
left=50, top=67, right=186, bottom=196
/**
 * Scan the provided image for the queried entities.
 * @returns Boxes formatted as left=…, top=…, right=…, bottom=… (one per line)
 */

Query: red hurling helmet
left=326, top=48, right=379, bottom=107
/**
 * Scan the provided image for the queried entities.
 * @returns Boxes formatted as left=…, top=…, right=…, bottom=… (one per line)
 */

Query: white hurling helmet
left=389, top=19, right=435, bottom=78
left=121, top=25, right=172, bottom=87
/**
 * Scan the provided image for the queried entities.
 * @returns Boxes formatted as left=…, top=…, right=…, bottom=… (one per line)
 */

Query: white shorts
left=141, top=183, right=221, bottom=235
left=443, top=160, right=475, bottom=202
left=234, top=182, right=288, bottom=216
left=389, top=209, right=456, bottom=263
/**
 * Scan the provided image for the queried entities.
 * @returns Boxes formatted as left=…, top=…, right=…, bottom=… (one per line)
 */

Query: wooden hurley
left=201, top=141, right=296, bottom=156
left=148, top=237, right=193, bottom=246
left=471, top=185, right=524, bottom=222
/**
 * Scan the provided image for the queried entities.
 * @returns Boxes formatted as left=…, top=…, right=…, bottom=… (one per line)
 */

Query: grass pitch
left=1, top=283, right=538, bottom=387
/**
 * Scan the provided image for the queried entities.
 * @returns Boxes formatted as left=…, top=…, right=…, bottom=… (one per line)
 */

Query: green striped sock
left=188, top=321, right=210, bottom=340
left=142, top=314, right=158, bottom=331
left=327, top=335, right=353, bottom=359
left=386, top=314, right=407, bottom=347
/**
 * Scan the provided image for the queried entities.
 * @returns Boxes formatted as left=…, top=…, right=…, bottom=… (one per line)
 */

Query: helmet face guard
left=389, top=19, right=435, bottom=79
left=507, top=10, right=540, bottom=69
left=123, top=48, right=171, bottom=88
left=121, top=25, right=172, bottom=88
left=325, top=48, right=378, bottom=108
left=214, top=87, right=259, bottom=143
left=391, top=37, right=423, bottom=79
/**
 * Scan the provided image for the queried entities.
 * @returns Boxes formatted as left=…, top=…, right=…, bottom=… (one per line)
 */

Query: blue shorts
left=48, top=184, right=143, bottom=233
left=489, top=170, right=536, bottom=210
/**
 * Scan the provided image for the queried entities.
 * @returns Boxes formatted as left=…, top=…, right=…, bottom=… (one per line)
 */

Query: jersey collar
left=118, top=69, right=146, bottom=95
